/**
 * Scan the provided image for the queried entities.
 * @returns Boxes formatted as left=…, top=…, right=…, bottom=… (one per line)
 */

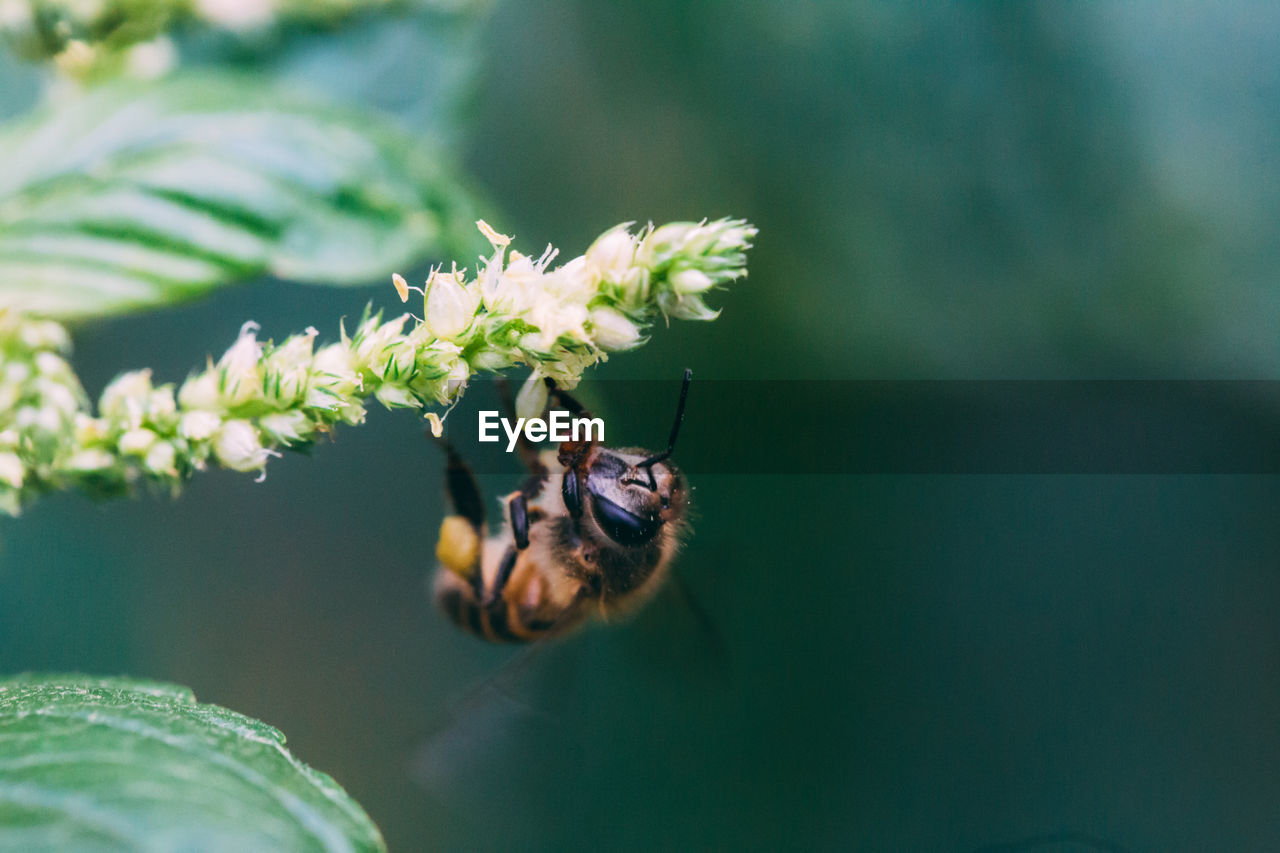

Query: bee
left=432, top=369, right=693, bottom=643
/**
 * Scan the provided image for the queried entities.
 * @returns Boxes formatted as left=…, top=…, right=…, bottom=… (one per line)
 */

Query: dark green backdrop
left=3, top=2, right=1280, bottom=850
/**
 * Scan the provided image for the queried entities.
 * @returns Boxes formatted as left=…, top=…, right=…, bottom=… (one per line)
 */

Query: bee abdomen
left=434, top=577, right=558, bottom=644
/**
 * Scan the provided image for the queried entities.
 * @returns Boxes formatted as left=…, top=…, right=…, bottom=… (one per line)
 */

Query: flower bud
left=586, top=225, right=637, bottom=280
left=0, top=452, right=24, bottom=489
left=36, top=379, right=81, bottom=418
left=20, top=320, right=69, bottom=352
left=146, top=387, right=178, bottom=430
left=259, top=411, right=312, bottom=445
left=144, top=441, right=177, bottom=476
left=64, top=449, right=115, bottom=472
left=425, top=268, right=480, bottom=341
left=444, top=358, right=471, bottom=398
left=711, top=221, right=757, bottom=253
left=179, top=411, right=222, bottom=442
left=589, top=307, right=643, bottom=351
left=195, top=0, right=277, bottom=31
left=659, top=292, right=721, bottom=322
left=515, top=371, right=548, bottom=421
left=178, top=371, right=220, bottom=410
left=670, top=268, right=716, bottom=295
left=636, top=222, right=696, bottom=267
left=73, top=415, right=108, bottom=444
left=545, top=256, right=597, bottom=302
left=118, top=428, right=157, bottom=456
left=216, top=323, right=263, bottom=407
left=34, top=351, right=72, bottom=379
left=375, top=384, right=418, bottom=409
left=264, top=330, right=316, bottom=404
left=100, top=370, right=152, bottom=427
left=213, top=420, right=273, bottom=473
left=16, top=405, right=63, bottom=434
left=4, top=362, right=29, bottom=384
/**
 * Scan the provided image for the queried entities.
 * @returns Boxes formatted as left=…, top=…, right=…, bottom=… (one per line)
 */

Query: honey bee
left=432, top=370, right=693, bottom=642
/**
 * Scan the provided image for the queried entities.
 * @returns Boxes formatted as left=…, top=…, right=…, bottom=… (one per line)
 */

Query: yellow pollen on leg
left=436, top=515, right=479, bottom=578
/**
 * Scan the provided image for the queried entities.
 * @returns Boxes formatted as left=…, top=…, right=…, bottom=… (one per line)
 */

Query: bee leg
left=440, top=442, right=485, bottom=529
left=544, top=378, right=597, bottom=477
left=437, top=441, right=486, bottom=600
left=483, top=546, right=519, bottom=608
left=509, top=493, right=530, bottom=550
left=544, top=377, right=588, bottom=418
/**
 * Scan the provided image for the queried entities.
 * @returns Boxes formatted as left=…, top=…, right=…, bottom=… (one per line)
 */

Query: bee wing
left=410, top=576, right=730, bottom=841
left=633, top=571, right=731, bottom=678
left=409, top=629, right=600, bottom=839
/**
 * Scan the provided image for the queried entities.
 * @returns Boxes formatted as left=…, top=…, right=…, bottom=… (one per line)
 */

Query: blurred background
left=3, top=1, right=1280, bottom=849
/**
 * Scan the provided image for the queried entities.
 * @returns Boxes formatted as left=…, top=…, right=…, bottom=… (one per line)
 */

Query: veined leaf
left=0, top=74, right=480, bottom=320
left=0, top=674, right=385, bottom=852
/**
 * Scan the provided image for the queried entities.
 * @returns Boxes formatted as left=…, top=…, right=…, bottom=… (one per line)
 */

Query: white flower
left=334, top=400, right=366, bottom=426
left=425, top=267, right=480, bottom=341
left=179, top=411, right=222, bottom=441
left=217, top=322, right=263, bottom=407
left=196, top=0, right=276, bottom=30
left=307, top=343, right=360, bottom=408
left=444, top=358, right=471, bottom=398
left=375, top=384, right=418, bottom=409
left=544, top=256, right=597, bottom=303
left=4, top=362, right=29, bottom=385
left=213, top=420, right=275, bottom=473
left=515, top=371, right=548, bottom=421
left=637, top=222, right=696, bottom=267
left=713, top=221, right=757, bottom=253
left=34, top=351, right=71, bottom=378
left=259, top=411, right=311, bottom=445
left=144, top=441, right=177, bottom=476
left=529, top=299, right=588, bottom=351
left=23, top=318, right=68, bottom=350
left=0, top=0, right=34, bottom=30
left=100, top=370, right=152, bottom=426
left=490, top=251, right=541, bottom=314
left=64, top=449, right=115, bottom=472
left=586, top=225, right=637, bottom=280
left=589, top=307, right=643, bottom=351
left=0, top=452, right=23, bottom=489
left=35, top=379, right=80, bottom=418
left=146, top=387, right=178, bottom=427
left=73, top=414, right=108, bottom=444
left=125, top=37, right=176, bottom=80
left=118, top=428, right=157, bottom=456
left=178, top=371, right=220, bottom=410
left=263, top=329, right=316, bottom=403
left=670, top=268, right=715, bottom=295
left=16, top=405, right=63, bottom=434
left=661, top=293, right=720, bottom=322
left=351, top=315, right=409, bottom=373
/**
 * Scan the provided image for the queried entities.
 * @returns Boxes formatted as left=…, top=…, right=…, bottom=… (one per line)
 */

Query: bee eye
left=591, top=494, right=662, bottom=546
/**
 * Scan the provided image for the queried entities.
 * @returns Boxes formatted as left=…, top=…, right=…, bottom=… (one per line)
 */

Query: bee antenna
left=639, top=368, right=692, bottom=470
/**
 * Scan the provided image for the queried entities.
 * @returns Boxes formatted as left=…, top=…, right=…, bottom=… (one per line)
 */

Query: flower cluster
left=0, top=218, right=754, bottom=513
left=0, top=0, right=468, bottom=80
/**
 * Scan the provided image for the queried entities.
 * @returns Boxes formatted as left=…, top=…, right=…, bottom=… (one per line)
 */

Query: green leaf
left=0, top=74, right=480, bottom=320
left=0, top=673, right=385, bottom=852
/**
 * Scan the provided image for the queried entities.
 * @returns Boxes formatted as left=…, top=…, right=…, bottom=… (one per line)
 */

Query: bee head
left=563, top=369, right=692, bottom=548
left=583, top=449, right=685, bottom=546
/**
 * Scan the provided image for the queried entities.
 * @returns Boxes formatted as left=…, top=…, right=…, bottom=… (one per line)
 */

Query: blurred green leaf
left=0, top=74, right=479, bottom=320
left=0, top=673, right=385, bottom=852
